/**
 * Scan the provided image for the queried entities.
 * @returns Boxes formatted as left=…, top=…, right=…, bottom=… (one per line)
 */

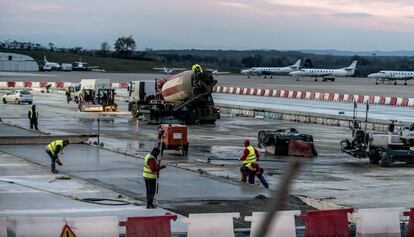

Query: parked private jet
left=241, top=59, right=301, bottom=78
left=289, top=61, right=357, bottom=82
left=42, top=56, right=60, bottom=71
left=368, top=71, right=413, bottom=85
left=153, top=66, right=187, bottom=74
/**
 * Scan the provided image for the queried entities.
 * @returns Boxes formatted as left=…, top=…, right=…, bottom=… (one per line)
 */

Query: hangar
left=0, top=52, right=38, bottom=71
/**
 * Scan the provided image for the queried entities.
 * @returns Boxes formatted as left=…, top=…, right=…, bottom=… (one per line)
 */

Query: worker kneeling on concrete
left=143, top=147, right=166, bottom=209
left=46, top=139, right=69, bottom=174
left=239, top=140, right=269, bottom=188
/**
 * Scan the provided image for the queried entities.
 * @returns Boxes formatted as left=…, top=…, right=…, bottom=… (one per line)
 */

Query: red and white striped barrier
left=0, top=81, right=129, bottom=90
left=213, top=86, right=414, bottom=107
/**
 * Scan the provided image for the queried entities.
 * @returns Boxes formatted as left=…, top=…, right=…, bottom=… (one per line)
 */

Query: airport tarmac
left=1, top=71, right=413, bottom=97
left=1, top=91, right=414, bottom=211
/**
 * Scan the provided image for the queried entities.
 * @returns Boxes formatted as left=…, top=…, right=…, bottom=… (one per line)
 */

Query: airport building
left=0, top=52, right=39, bottom=71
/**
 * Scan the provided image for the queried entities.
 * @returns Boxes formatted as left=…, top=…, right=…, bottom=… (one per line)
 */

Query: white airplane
left=368, top=71, right=414, bottom=85
left=153, top=66, right=187, bottom=74
left=207, top=69, right=231, bottom=75
left=43, top=56, right=60, bottom=70
left=241, top=59, right=301, bottom=78
left=289, top=61, right=357, bottom=82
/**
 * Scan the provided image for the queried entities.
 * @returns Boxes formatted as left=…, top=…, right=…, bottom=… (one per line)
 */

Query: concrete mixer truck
left=127, top=70, right=220, bottom=124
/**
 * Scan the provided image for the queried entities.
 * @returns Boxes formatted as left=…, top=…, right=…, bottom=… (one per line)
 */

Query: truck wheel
left=380, top=150, right=392, bottom=167
left=369, top=156, right=380, bottom=165
left=131, top=104, right=139, bottom=117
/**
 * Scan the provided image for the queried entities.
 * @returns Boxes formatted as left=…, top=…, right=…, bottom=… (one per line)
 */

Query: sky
left=1, top=0, right=414, bottom=51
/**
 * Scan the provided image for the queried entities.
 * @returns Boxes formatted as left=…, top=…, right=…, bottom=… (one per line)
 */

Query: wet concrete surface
left=1, top=89, right=414, bottom=211
left=1, top=71, right=414, bottom=97
left=0, top=151, right=188, bottom=233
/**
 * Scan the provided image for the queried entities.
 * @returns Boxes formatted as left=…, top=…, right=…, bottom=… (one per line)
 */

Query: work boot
left=51, top=169, right=59, bottom=174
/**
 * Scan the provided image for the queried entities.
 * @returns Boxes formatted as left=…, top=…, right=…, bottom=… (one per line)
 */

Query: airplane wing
left=170, top=68, right=187, bottom=71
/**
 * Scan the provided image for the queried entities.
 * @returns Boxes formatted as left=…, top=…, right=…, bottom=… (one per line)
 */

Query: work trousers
left=144, top=178, right=157, bottom=206
left=240, top=165, right=255, bottom=184
left=30, top=119, right=38, bottom=130
left=46, top=149, right=57, bottom=172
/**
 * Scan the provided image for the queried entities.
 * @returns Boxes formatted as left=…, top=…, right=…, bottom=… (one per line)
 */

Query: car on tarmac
left=2, top=90, right=33, bottom=104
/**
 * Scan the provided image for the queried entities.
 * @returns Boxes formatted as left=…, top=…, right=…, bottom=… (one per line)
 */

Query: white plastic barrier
left=0, top=218, right=7, bottom=237
left=187, top=213, right=239, bottom=237
left=15, top=217, right=65, bottom=237
left=15, top=81, right=24, bottom=88
left=66, top=216, right=119, bottom=237
left=354, top=208, right=403, bottom=237
left=0, top=81, right=7, bottom=89
left=409, top=98, right=414, bottom=107
left=245, top=210, right=300, bottom=237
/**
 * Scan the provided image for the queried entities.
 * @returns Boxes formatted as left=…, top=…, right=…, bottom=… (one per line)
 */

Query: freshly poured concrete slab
left=0, top=144, right=269, bottom=202
left=0, top=151, right=187, bottom=233
left=0, top=123, right=40, bottom=136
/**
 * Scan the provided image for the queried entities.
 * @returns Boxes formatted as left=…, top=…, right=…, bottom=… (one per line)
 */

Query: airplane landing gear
left=405, top=80, right=408, bottom=85
left=394, top=81, right=397, bottom=85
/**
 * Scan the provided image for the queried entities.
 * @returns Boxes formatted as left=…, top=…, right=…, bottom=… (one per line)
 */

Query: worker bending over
left=28, top=105, right=39, bottom=130
left=46, top=139, right=69, bottom=174
left=239, top=139, right=269, bottom=188
left=142, top=147, right=166, bottom=209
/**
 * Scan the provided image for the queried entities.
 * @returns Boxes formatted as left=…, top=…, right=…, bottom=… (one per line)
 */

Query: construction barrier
left=355, top=208, right=403, bottom=237
left=245, top=211, right=300, bottom=237
left=299, top=208, right=354, bottom=237
left=187, top=213, right=239, bottom=237
left=1, top=82, right=413, bottom=107
left=404, top=208, right=414, bottom=237
left=119, top=213, right=177, bottom=237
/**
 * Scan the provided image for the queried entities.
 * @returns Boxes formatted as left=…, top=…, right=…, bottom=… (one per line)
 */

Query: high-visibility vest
left=28, top=109, right=38, bottom=119
left=47, top=140, right=64, bottom=156
left=143, top=154, right=157, bottom=179
left=192, top=64, right=203, bottom=73
left=242, top=145, right=257, bottom=164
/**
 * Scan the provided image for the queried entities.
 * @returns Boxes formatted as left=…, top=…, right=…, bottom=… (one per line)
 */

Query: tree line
left=2, top=37, right=414, bottom=76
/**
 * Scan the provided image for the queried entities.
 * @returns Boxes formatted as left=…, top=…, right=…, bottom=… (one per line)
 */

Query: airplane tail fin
left=291, top=59, right=301, bottom=69
left=345, top=60, right=357, bottom=70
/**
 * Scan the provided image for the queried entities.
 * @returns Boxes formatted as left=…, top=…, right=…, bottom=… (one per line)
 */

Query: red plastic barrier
left=40, top=81, right=48, bottom=88
left=292, top=91, right=297, bottom=98
left=404, top=208, right=414, bottom=237
left=268, top=90, right=274, bottom=96
left=55, top=81, right=64, bottom=88
left=120, top=82, right=129, bottom=89
left=283, top=91, right=289, bottom=98
left=379, top=96, right=386, bottom=104
left=369, top=96, right=375, bottom=104
left=338, top=94, right=344, bottom=102
left=23, top=81, right=32, bottom=88
left=389, top=97, right=397, bottom=106
left=252, top=88, right=257, bottom=95
left=300, top=91, right=306, bottom=99
left=358, top=95, right=364, bottom=103
left=288, top=141, right=316, bottom=157
left=119, top=213, right=177, bottom=237
left=239, top=88, right=245, bottom=94
left=310, top=91, right=316, bottom=100
left=318, top=92, right=324, bottom=100
left=259, top=89, right=265, bottom=96
left=402, top=98, right=409, bottom=106
left=328, top=93, right=334, bottom=101
left=299, top=208, right=353, bottom=237
left=7, top=81, right=15, bottom=87
left=348, top=95, right=354, bottom=103
left=275, top=90, right=281, bottom=97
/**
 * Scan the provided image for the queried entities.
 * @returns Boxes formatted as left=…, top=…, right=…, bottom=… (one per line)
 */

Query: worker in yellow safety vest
left=239, top=139, right=258, bottom=184
left=28, top=105, right=39, bottom=130
left=192, top=64, right=204, bottom=74
left=142, top=147, right=166, bottom=209
left=46, top=139, right=69, bottom=173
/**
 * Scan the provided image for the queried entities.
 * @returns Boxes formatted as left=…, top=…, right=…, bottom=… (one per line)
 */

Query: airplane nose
left=289, top=71, right=298, bottom=76
left=367, top=73, right=377, bottom=78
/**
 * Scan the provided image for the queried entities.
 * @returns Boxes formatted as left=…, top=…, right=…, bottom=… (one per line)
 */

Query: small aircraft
left=207, top=69, right=231, bottom=75
left=42, top=56, right=61, bottom=71
left=153, top=66, right=187, bottom=74
left=289, top=61, right=357, bottom=82
left=368, top=71, right=414, bottom=85
left=241, top=59, right=301, bottom=78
